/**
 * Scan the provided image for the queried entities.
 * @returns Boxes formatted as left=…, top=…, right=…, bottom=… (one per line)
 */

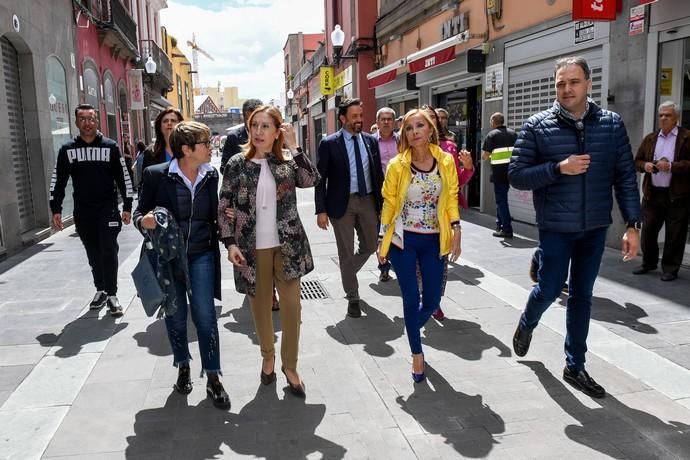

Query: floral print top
left=401, top=159, right=442, bottom=233
left=217, top=150, right=320, bottom=296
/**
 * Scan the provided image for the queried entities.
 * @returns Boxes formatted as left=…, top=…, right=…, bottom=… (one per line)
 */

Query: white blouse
left=252, top=159, right=280, bottom=249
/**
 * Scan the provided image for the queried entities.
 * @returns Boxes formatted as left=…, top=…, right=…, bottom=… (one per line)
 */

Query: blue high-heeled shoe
left=412, top=354, right=425, bottom=383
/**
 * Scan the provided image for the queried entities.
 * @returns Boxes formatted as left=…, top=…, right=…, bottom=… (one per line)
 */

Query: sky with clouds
left=160, top=0, right=324, bottom=106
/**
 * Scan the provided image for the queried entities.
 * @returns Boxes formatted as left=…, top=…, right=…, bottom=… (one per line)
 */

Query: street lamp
left=145, top=56, right=157, bottom=75
left=330, top=24, right=373, bottom=67
left=286, top=88, right=294, bottom=100
left=143, top=56, right=157, bottom=143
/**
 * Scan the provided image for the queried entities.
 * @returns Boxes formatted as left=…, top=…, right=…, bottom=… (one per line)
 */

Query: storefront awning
left=406, top=31, right=469, bottom=74
left=367, top=59, right=406, bottom=89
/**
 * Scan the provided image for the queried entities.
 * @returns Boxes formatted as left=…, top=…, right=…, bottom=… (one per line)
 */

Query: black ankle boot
left=206, top=376, right=230, bottom=409
left=174, top=366, right=192, bottom=395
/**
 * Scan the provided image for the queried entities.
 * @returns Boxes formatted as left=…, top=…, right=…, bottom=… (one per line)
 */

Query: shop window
left=103, top=75, right=118, bottom=140
left=46, top=56, right=73, bottom=216
left=83, top=64, right=100, bottom=116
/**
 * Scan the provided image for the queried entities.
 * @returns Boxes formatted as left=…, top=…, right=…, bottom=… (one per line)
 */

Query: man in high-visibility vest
left=481, top=112, right=517, bottom=238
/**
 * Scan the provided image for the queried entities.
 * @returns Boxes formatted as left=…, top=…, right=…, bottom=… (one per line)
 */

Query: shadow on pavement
left=326, top=301, right=404, bottom=357
left=368, top=278, right=401, bottom=297
left=520, top=360, right=690, bottom=457
left=36, top=310, right=128, bottom=358
left=447, top=263, right=485, bottom=285
left=499, top=236, right=538, bottom=249
left=557, top=296, right=658, bottom=334
left=125, top=386, right=347, bottom=459
left=423, top=317, right=512, bottom=360
left=396, top=364, right=505, bottom=458
left=0, top=242, right=54, bottom=276
left=222, top=296, right=279, bottom=346
left=132, top=305, right=222, bottom=356
left=132, top=318, right=180, bottom=356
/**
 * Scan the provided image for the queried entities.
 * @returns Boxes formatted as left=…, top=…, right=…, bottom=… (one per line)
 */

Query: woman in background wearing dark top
left=142, top=108, right=184, bottom=171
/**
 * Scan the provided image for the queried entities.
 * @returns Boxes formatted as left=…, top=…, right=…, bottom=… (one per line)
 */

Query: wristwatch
left=626, top=221, right=642, bottom=230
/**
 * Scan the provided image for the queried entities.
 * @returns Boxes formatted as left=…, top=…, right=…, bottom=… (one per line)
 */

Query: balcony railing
left=89, top=0, right=138, bottom=56
left=140, top=40, right=173, bottom=90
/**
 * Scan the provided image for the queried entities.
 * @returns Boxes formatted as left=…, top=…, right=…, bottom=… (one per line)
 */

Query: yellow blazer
left=379, top=143, right=460, bottom=258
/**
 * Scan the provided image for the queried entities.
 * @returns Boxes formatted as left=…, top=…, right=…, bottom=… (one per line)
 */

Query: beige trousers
left=248, top=247, right=302, bottom=370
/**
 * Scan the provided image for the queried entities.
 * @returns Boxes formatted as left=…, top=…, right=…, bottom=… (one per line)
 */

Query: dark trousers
left=641, top=187, right=690, bottom=275
left=520, top=227, right=607, bottom=371
left=388, top=232, right=444, bottom=355
left=74, top=207, right=122, bottom=295
left=330, top=194, right=379, bottom=301
left=494, top=182, right=513, bottom=232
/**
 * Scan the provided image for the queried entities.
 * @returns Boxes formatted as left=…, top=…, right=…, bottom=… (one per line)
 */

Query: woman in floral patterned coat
left=218, top=105, right=320, bottom=397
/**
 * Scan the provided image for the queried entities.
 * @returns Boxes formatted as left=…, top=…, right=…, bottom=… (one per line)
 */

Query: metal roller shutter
left=506, top=49, right=604, bottom=225
left=1, top=36, right=34, bottom=233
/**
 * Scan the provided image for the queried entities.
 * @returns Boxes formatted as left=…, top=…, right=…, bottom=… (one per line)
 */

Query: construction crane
left=187, top=33, right=214, bottom=90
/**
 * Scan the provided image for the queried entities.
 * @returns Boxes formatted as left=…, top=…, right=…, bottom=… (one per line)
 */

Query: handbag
left=131, top=239, right=165, bottom=317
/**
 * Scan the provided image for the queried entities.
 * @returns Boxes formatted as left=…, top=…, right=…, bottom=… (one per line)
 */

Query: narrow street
left=1, top=157, right=689, bottom=459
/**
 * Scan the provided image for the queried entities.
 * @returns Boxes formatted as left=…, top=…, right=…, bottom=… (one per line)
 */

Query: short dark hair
left=169, top=121, right=211, bottom=159
left=75, top=103, right=95, bottom=117
left=338, top=98, right=362, bottom=119
left=490, top=112, right=505, bottom=126
left=242, top=98, right=263, bottom=120
left=554, top=56, right=591, bottom=80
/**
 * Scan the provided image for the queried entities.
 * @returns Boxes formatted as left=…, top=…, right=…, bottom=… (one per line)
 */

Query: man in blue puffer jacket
left=508, top=56, right=641, bottom=399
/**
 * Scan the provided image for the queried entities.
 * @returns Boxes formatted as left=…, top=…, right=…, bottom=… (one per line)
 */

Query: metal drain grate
left=300, top=280, right=329, bottom=300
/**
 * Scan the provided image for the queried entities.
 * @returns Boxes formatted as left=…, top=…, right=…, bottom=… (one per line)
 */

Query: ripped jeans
left=164, top=250, right=221, bottom=375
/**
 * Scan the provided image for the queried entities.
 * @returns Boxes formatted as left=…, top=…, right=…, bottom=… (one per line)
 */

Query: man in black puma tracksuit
left=49, top=104, right=134, bottom=317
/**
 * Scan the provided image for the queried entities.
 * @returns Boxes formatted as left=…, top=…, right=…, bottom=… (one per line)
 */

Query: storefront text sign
left=320, top=66, right=334, bottom=95
left=127, top=69, right=144, bottom=110
left=408, top=46, right=455, bottom=74
left=334, top=66, right=352, bottom=90
left=572, top=0, right=617, bottom=21
left=441, top=12, right=468, bottom=41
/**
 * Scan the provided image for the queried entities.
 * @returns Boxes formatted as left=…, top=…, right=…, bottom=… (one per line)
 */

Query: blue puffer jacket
left=508, top=101, right=640, bottom=233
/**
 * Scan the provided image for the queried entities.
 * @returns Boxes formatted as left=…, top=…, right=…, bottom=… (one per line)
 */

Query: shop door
left=657, top=35, right=690, bottom=249
left=437, top=86, right=482, bottom=207
left=1, top=36, right=34, bottom=233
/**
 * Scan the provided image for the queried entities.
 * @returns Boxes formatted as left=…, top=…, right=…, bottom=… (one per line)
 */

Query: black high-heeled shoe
left=281, top=365, right=306, bottom=397
left=261, top=358, right=276, bottom=385
left=173, top=366, right=193, bottom=394
left=206, top=378, right=231, bottom=409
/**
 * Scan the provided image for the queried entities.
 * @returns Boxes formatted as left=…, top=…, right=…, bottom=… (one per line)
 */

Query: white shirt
left=168, top=159, right=214, bottom=195
left=252, top=159, right=280, bottom=249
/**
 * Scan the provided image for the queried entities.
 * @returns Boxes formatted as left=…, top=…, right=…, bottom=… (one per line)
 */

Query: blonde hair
left=243, top=105, right=285, bottom=161
left=398, top=109, right=439, bottom=153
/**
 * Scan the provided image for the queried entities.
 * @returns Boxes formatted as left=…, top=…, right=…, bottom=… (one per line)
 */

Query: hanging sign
left=320, top=66, right=334, bottom=96
left=127, top=69, right=144, bottom=110
left=572, top=0, right=617, bottom=21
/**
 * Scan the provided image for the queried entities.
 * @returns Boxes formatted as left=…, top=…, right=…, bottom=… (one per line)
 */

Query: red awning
left=367, top=59, right=406, bottom=89
left=408, top=45, right=455, bottom=74
left=367, top=69, right=397, bottom=89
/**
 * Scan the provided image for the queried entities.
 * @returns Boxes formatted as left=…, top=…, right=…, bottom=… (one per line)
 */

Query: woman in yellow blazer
left=377, top=109, right=461, bottom=382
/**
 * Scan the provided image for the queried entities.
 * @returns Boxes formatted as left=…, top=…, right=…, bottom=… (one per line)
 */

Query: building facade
left=0, top=0, right=80, bottom=255
left=164, top=29, right=194, bottom=120
left=197, top=86, right=244, bottom=112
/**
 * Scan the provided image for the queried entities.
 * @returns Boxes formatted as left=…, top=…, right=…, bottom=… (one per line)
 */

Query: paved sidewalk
left=1, top=162, right=689, bottom=458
